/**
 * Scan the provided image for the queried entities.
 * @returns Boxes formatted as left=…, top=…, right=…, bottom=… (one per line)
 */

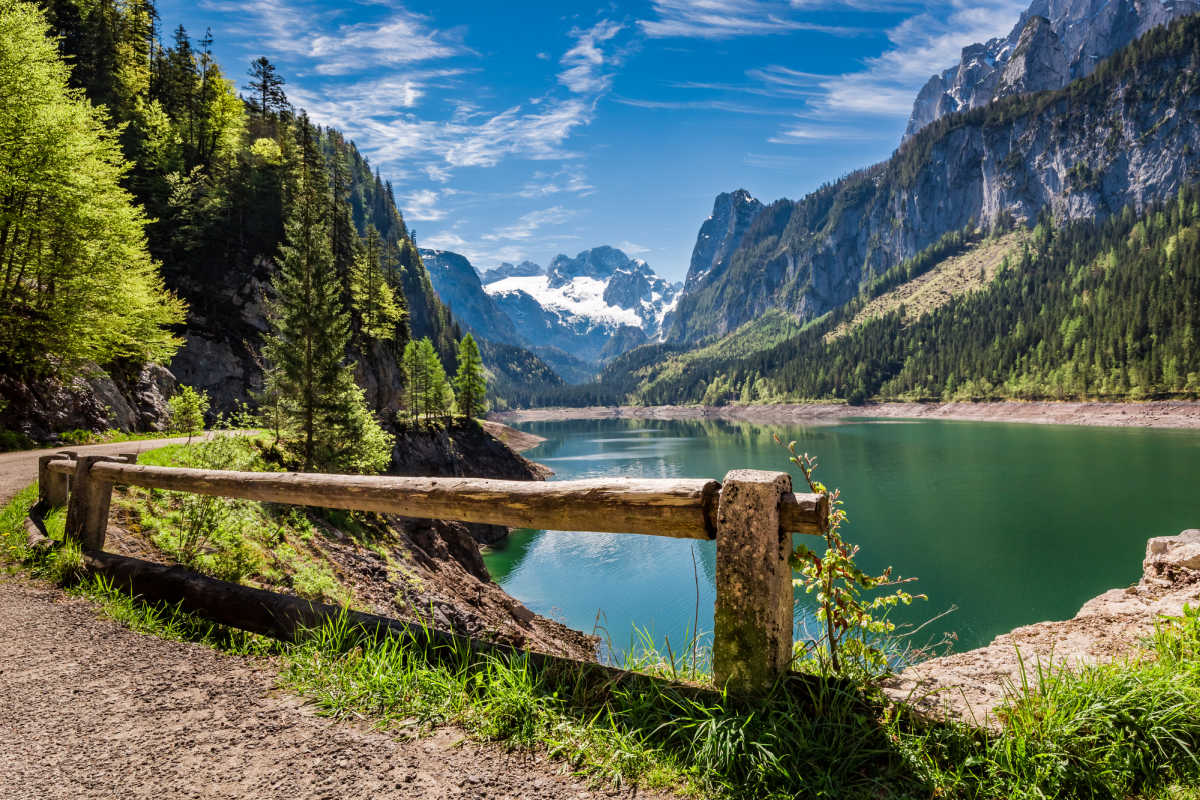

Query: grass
left=112, top=434, right=353, bottom=604
left=6, top=468, right=1200, bottom=798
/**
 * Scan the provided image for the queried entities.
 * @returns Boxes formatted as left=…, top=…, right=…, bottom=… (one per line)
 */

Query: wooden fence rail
left=36, top=452, right=829, bottom=692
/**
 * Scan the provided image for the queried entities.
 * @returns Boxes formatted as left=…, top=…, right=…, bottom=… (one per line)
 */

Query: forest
left=0, top=0, right=507, bottom=466
left=524, top=186, right=1200, bottom=407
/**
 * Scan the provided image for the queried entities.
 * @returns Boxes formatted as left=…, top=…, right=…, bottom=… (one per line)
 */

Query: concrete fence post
left=713, top=469, right=794, bottom=693
left=37, top=454, right=71, bottom=507
left=65, top=456, right=120, bottom=550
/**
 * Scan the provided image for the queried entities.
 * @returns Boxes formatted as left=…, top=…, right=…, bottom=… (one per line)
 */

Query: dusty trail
left=0, top=443, right=666, bottom=800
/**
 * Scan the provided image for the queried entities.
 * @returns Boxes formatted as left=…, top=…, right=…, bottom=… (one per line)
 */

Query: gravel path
left=0, top=444, right=668, bottom=800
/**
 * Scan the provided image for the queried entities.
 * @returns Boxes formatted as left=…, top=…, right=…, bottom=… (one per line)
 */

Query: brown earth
left=491, top=400, right=1200, bottom=430
left=0, top=440, right=659, bottom=798
left=0, top=574, right=668, bottom=800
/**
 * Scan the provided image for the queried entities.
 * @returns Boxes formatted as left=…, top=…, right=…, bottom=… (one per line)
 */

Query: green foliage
left=400, top=337, right=455, bottom=427
left=262, top=118, right=393, bottom=473
left=452, top=333, right=487, bottom=419
left=351, top=224, right=404, bottom=340
left=0, top=0, right=186, bottom=378
left=0, top=428, right=35, bottom=452
left=167, top=385, right=209, bottom=440
left=781, top=440, right=924, bottom=678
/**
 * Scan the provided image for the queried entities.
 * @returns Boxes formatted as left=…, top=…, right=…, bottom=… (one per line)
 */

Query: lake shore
left=490, top=400, right=1200, bottom=430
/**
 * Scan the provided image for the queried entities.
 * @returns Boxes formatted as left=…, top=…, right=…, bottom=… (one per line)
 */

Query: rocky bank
left=884, top=529, right=1200, bottom=727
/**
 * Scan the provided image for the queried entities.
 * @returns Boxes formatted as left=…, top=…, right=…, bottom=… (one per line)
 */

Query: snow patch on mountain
left=485, top=275, right=645, bottom=329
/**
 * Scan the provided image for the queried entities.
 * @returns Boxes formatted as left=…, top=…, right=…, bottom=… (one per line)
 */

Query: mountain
left=483, top=246, right=681, bottom=365
left=684, top=189, right=765, bottom=293
left=421, top=249, right=523, bottom=346
left=905, top=0, right=1200, bottom=138
left=481, top=260, right=542, bottom=283
left=666, top=11, right=1200, bottom=344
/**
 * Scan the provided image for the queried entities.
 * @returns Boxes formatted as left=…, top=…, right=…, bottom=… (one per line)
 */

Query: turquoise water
left=481, top=417, right=1200, bottom=659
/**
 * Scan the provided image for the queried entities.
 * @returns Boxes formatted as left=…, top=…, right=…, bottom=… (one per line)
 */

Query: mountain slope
left=483, top=246, right=681, bottom=365
left=421, top=249, right=523, bottom=346
left=604, top=184, right=1200, bottom=405
left=667, top=13, right=1200, bottom=344
left=906, top=0, right=1200, bottom=138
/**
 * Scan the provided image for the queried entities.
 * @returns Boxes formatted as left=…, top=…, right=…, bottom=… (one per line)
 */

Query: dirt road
left=0, top=443, right=665, bottom=800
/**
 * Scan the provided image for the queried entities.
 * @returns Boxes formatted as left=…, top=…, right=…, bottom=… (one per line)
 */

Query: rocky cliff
left=905, top=0, right=1200, bottom=138
left=421, top=249, right=524, bottom=346
left=667, top=14, right=1200, bottom=343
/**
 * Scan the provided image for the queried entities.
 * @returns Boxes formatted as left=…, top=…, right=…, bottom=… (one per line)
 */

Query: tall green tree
left=400, top=338, right=428, bottom=425
left=244, top=56, right=287, bottom=116
left=453, top=334, right=486, bottom=419
left=351, top=225, right=403, bottom=340
left=0, top=0, right=185, bottom=376
left=262, top=116, right=390, bottom=472
left=421, top=337, right=453, bottom=424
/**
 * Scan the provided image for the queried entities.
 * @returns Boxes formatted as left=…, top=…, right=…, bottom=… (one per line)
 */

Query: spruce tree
left=262, top=116, right=391, bottom=472
left=244, top=56, right=288, bottom=116
left=400, top=338, right=427, bottom=425
left=352, top=225, right=403, bottom=340
left=453, top=334, right=487, bottom=419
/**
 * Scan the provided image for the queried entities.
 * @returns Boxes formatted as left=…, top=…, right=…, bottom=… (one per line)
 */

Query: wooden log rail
left=38, top=452, right=830, bottom=693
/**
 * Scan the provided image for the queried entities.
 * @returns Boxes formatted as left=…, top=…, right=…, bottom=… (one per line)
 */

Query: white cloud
left=558, top=20, right=624, bottom=94
left=638, top=0, right=864, bottom=39
left=201, top=0, right=463, bottom=74
left=517, top=167, right=594, bottom=198
left=804, top=0, right=1026, bottom=118
left=617, top=240, right=651, bottom=256
left=482, top=207, right=575, bottom=241
left=403, top=188, right=455, bottom=221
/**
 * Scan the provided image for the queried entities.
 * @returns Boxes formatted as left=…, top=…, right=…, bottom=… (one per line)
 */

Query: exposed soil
left=0, top=574, right=667, bottom=800
left=491, top=400, right=1200, bottom=431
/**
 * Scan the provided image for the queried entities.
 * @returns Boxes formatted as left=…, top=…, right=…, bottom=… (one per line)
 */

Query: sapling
left=778, top=435, right=925, bottom=676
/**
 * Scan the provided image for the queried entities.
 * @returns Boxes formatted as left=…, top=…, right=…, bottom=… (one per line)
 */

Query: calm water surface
left=481, top=418, right=1200, bottom=659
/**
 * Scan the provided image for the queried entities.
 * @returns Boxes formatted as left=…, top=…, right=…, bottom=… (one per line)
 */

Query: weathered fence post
left=713, top=470, right=794, bottom=693
left=65, top=456, right=120, bottom=550
left=37, top=453, right=72, bottom=507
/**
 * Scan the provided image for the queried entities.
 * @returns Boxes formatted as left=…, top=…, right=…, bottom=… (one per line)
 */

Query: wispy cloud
left=796, top=0, right=1026, bottom=119
left=638, top=0, right=865, bottom=39
left=482, top=207, right=575, bottom=241
left=558, top=20, right=624, bottom=94
left=403, top=188, right=454, bottom=221
left=516, top=167, right=594, bottom=198
left=201, top=0, right=463, bottom=75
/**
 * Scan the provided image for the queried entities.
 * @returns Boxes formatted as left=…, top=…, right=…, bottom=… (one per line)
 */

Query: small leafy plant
left=778, top=436, right=925, bottom=677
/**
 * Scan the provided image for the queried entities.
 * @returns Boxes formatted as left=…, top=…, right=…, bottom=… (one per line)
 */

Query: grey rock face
left=683, top=189, right=765, bottom=294
left=480, top=260, right=543, bottom=284
left=421, top=249, right=523, bottom=346
left=668, top=20, right=1200, bottom=342
left=905, top=0, right=1200, bottom=138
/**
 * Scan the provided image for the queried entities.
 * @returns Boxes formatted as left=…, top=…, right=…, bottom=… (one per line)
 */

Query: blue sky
left=156, top=0, right=1029, bottom=281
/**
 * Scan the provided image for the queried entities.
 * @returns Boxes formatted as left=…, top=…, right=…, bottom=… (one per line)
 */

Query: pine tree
left=400, top=338, right=427, bottom=425
left=262, top=116, right=391, bottom=472
left=244, top=56, right=288, bottom=115
left=453, top=334, right=487, bottom=419
left=351, top=225, right=403, bottom=340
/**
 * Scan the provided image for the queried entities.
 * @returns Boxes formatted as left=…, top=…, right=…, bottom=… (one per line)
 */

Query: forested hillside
left=667, top=12, right=1200, bottom=343
left=0, top=0, right=465, bottom=434
left=603, top=185, right=1200, bottom=405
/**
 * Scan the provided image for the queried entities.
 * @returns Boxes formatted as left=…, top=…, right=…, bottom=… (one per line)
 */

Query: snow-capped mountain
left=483, top=246, right=680, bottom=365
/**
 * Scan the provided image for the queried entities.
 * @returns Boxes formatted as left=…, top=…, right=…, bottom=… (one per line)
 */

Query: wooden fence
left=35, top=451, right=829, bottom=692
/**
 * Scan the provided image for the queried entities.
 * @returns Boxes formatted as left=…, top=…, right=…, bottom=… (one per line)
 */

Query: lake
left=481, top=417, right=1200, bottom=661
